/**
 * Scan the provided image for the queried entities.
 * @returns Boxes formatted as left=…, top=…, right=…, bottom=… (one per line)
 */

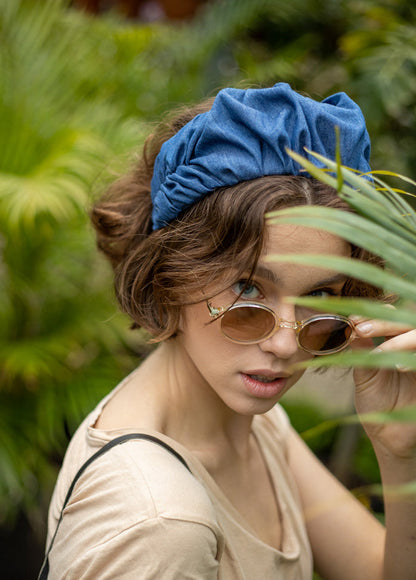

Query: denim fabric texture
left=150, top=82, right=371, bottom=230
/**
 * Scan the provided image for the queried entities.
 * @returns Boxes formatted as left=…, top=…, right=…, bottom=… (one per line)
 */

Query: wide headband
left=151, top=82, right=371, bottom=230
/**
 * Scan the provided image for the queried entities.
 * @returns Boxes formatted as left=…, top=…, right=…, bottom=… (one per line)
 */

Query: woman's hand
left=350, top=316, right=416, bottom=459
left=350, top=317, right=416, bottom=580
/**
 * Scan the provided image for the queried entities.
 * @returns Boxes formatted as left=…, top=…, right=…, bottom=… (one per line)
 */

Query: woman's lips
left=241, top=371, right=289, bottom=398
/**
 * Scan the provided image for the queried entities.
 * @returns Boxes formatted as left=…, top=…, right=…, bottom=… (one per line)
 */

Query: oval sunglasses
left=207, top=301, right=356, bottom=355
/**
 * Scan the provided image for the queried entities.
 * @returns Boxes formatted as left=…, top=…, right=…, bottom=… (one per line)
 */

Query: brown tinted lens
left=299, top=317, right=352, bottom=353
left=221, top=305, right=275, bottom=342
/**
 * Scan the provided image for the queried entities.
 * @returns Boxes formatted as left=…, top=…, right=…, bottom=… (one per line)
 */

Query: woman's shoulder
left=86, top=435, right=218, bottom=523
left=52, top=428, right=219, bottom=530
left=47, top=435, right=222, bottom=578
left=47, top=432, right=223, bottom=577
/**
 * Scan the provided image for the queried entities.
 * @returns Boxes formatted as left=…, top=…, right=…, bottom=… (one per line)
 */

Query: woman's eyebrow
left=252, top=264, right=280, bottom=284
left=253, top=265, right=348, bottom=288
left=309, top=273, right=349, bottom=288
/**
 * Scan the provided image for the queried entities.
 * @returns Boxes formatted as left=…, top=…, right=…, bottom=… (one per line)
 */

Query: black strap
left=38, top=433, right=191, bottom=580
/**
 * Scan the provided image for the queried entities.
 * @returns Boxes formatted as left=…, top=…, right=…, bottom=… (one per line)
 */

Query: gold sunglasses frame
left=207, top=301, right=356, bottom=355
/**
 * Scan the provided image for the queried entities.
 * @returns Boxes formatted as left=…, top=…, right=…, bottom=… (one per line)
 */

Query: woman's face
left=177, top=223, right=350, bottom=417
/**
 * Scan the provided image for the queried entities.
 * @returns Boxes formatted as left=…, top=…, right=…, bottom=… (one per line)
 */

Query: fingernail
left=395, top=364, right=412, bottom=372
left=356, top=322, right=373, bottom=334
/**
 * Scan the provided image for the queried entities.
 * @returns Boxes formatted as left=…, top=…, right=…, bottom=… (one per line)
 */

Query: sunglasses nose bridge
left=277, top=318, right=301, bottom=331
left=263, top=316, right=302, bottom=345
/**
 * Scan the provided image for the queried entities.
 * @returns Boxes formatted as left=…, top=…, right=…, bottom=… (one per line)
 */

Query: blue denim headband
left=151, top=82, right=371, bottom=230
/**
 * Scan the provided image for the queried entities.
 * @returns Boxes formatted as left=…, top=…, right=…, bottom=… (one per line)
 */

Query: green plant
left=268, top=152, right=416, bottom=505
left=0, top=0, right=146, bottom=527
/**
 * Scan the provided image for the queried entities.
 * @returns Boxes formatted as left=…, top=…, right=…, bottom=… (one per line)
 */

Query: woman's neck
left=96, top=340, right=255, bottom=462
left=146, top=341, right=255, bottom=455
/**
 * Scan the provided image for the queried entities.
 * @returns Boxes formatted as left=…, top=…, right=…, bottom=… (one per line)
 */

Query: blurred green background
left=1, top=0, right=416, bottom=576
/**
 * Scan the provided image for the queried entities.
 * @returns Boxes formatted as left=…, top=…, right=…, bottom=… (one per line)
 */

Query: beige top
left=47, top=375, right=313, bottom=579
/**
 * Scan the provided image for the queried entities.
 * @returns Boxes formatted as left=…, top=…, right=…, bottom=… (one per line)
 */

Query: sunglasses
left=207, top=301, right=355, bottom=355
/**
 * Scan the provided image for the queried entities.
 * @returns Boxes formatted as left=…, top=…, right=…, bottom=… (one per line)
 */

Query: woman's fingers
left=353, top=318, right=415, bottom=340
left=349, top=317, right=416, bottom=370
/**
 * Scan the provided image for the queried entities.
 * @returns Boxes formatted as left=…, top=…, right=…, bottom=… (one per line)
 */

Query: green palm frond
left=0, top=131, right=108, bottom=229
left=267, top=149, right=416, bottom=372
left=266, top=254, right=416, bottom=302
left=0, top=0, right=143, bottom=525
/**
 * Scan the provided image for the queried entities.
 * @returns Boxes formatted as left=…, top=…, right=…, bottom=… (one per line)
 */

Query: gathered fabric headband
left=150, top=82, right=371, bottom=230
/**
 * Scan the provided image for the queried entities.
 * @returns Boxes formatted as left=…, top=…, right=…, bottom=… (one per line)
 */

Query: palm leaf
left=291, top=350, right=416, bottom=371
left=284, top=295, right=416, bottom=327
left=270, top=205, right=416, bottom=278
left=266, top=254, right=416, bottom=302
left=268, top=149, right=416, bottom=376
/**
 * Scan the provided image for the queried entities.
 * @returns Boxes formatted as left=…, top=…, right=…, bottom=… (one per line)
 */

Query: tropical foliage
left=268, top=155, right=416, bottom=508
left=1, top=0, right=416, bottom=573
left=0, top=0, right=147, bottom=532
left=269, top=156, right=416, bottom=372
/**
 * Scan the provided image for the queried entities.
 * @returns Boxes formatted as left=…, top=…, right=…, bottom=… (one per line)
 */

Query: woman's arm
left=49, top=516, right=220, bottom=580
left=352, top=318, right=416, bottom=580
left=289, top=317, right=416, bottom=580
left=288, top=428, right=385, bottom=580
left=46, top=440, right=222, bottom=579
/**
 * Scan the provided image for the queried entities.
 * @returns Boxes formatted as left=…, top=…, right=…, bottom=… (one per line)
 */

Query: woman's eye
left=308, top=288, right=337, bottom=298
left=231, top=280, right=262, bottom=300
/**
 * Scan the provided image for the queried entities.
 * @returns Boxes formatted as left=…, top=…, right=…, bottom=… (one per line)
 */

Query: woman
left=42, top=83, right=416, bottom=579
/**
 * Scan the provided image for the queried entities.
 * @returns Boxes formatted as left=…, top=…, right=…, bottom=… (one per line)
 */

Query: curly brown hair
left=91, top=99, right=383, bottom=342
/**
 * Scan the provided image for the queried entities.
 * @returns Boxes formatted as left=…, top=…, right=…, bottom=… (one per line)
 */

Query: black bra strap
left=38, top=433, right=191, bottom=579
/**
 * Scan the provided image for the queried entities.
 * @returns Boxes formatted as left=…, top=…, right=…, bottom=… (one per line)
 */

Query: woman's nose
left=257, top=324, right=300, bottom=359
left=258, top=306, right=300, bottom=359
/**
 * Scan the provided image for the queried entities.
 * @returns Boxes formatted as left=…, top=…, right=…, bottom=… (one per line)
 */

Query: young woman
left=42, top=83, right=416, bottom=579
